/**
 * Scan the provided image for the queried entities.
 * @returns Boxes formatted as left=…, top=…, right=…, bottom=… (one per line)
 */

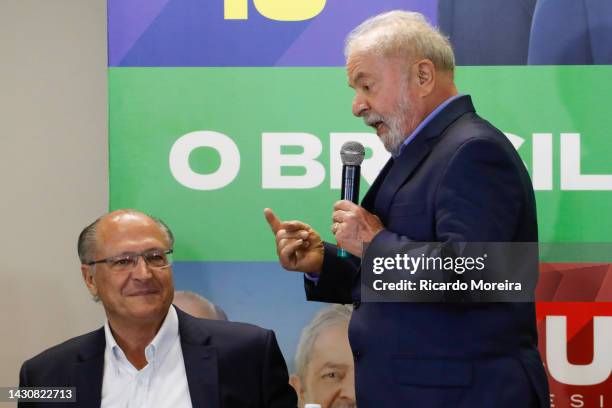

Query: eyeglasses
left=86, top=249, right=173, bottom=272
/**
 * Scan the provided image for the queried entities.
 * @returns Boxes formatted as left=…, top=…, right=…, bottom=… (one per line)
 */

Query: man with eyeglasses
left=18, top=209, right=296, bottom=407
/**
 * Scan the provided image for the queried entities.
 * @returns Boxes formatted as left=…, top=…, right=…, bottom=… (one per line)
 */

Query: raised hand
left=332, top=200, right=384, bottom=257
left=264, top=208, right=324, bottom=274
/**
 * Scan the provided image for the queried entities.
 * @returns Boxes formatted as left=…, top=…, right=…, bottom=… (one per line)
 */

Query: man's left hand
left=332, top=200, right=384, bottom=258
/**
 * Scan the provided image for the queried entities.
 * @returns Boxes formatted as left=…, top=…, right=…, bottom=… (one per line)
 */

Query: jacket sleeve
left=304, top=242, right=361, bottom=304
left=19, top=361, right=29, bottom=387
left=18, top=361, right=37, bottom=408
left=260, top=330, right=297, bottom=408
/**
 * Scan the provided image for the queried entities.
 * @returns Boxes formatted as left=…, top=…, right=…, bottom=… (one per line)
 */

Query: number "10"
left=224, top=0, right=327, bottom=21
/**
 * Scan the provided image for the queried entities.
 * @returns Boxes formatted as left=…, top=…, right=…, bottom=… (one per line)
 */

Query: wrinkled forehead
left=309, top=322, right=351, bottom=361
left=346, top=51, right=382, bottom=81
left=346, top=52, right=406, bottom=86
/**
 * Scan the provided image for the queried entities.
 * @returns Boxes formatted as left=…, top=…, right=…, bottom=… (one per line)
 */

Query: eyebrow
left=353, top=72, right=366, bottom=82
left=112, top=247, right=165, bottom=257
left=349, top=72, right=371, bottom=89
left=317, top=362, right=349, bottom=373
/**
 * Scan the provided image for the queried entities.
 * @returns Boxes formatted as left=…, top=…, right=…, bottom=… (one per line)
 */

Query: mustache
left=123, top=281, right=161, bottom=296
left=363, top=112, right=386, bottom=127
left=332, top=403, right=357, bottom=408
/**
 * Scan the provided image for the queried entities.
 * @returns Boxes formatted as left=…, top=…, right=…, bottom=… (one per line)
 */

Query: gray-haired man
left=19, top=209, right=296, bottom=407
left=290, top=305, right=355, bottom=408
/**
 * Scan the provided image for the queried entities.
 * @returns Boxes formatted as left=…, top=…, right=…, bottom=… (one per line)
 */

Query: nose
left=352, top=94, right=368, bottom=117
left=131, top=256, right=153, bottom=280
left=339, top=376, right=356, bottom=401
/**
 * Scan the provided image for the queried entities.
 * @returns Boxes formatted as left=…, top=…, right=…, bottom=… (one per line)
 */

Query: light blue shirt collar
left=104, top=305, right=179, bottom=372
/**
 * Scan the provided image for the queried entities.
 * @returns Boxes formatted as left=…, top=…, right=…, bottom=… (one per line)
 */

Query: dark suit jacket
left=306, top=96, right=550, bottom=407
left=19, top=307, right=296, bottom=408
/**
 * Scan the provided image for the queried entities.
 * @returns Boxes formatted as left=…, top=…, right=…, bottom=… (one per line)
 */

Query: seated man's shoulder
left=179, top=311, right=275, bottom=352
left=22, top=328, right=104, bottom=375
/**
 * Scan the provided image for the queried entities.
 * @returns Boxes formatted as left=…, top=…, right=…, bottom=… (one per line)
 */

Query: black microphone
left=338, top=141, right=365, bottom=258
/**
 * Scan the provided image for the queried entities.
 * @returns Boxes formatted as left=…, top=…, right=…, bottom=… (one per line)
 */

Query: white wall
left=0, top=0, right=108, bottom=401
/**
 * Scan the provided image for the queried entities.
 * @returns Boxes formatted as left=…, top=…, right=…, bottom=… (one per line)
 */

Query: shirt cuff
left=304, top=273, right=320, bottom=284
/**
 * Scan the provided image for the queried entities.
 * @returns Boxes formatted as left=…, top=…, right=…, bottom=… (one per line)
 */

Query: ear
left=413, top=59, right=436, bottom=97
left=81, top=264, right=98, bottom=298
left=289, top=374, right=305, bottom=407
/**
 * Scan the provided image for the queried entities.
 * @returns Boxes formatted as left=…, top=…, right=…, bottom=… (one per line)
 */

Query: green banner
left=109, top=66, right=612, bottom=261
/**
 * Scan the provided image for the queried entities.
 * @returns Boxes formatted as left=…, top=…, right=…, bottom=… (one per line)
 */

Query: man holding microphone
left=265, top=10, right=548, bottom=408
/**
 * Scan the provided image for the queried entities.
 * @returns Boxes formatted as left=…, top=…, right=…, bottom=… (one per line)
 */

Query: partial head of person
left=345, top=10, right=457, bottom=156
left=173, top=290, right=228, bottom=320
left=78, top=209, right=175, bottom=328
left=290, top=305, right=355, bottom=408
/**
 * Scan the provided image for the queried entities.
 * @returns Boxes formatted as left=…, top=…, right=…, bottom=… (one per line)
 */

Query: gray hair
left=77, top=209, right=175, bottom=264
left=294, top=304, right=352, bottom=379
left=345, top=10, right=455, bottom=73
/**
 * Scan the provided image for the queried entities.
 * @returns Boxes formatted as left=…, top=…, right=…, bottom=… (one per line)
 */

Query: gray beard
left=364, top=95, right=411, bottom=156
left=381, top=113, right=406, bottom=156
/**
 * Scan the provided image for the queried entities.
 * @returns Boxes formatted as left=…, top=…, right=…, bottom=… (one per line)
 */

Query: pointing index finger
left=264, top=208, right=282, bottom=234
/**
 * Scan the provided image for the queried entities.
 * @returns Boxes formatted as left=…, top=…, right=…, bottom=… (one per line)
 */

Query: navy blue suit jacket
left=306, top=96, right=549, bottom=407
left=18, top=307, right=296, bottom=407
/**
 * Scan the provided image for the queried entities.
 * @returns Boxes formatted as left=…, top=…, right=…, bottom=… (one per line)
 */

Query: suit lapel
left=370, top=95, right=477, bottom=220
left=74, top=329, right=105, bottom=407
left=374, top=135, right=432, bottom=219
left=182, top=343, right=220, bottom=408
left=362, top=157, right=393, bottom=212
left=177, top=309, right=220, bottom=408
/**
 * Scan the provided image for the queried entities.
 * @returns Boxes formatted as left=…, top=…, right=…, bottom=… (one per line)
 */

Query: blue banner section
left=173, top=261, right=323, bottom=370
left=108, top=0, right=437, bottom=67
